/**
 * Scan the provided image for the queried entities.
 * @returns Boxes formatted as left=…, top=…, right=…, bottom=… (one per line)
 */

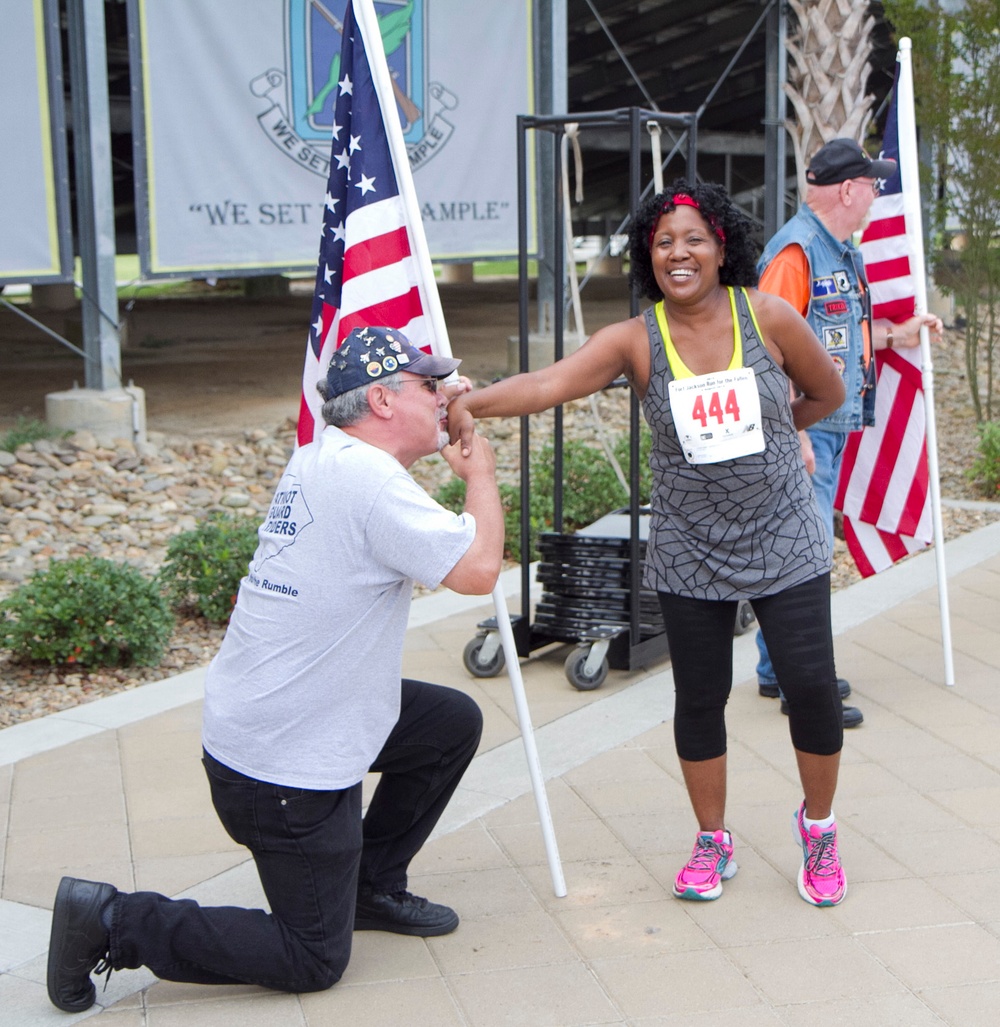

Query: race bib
left=668, top=367, right=765, bottom=464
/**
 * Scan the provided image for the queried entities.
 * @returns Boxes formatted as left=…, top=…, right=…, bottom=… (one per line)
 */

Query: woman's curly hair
left=628, top=178, right=760, bottom=300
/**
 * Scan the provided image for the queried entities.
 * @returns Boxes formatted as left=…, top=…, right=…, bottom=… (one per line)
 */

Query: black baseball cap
left=323, top=326, right=460, bottom=398
left=805, top=138, right=897, bottom=186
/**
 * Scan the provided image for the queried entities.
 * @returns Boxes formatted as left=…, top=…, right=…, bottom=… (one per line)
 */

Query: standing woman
left=449, top=180, right=850, bottom=907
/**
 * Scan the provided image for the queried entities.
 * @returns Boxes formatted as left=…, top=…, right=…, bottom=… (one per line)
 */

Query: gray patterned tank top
left=641, top=286, right=829, bottom=600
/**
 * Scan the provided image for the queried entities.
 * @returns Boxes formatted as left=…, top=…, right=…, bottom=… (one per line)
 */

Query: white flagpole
left=353, top=0, right=567, bottom=892
left=490, top=583, right=567, bottom=897
left=895, top=37, right=955, bottom=686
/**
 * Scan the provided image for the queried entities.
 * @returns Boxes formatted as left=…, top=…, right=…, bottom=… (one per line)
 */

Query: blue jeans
left=108, top=680, right=482, bottom=992
left=756, top=427, right=846, bottom=690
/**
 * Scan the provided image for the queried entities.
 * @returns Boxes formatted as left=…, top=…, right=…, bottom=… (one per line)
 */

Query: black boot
left=761, top=678, right=851, bottom=700
left=781, top=700, right=864, bottom=729
left=47, top=876, right=118, bottom=1013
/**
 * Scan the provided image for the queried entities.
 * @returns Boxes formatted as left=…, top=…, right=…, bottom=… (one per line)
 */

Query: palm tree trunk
left=784, top=0, right=878, bottom=199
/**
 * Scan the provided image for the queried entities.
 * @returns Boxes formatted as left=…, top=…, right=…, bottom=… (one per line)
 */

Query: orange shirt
left=758, top=244, right=810, bottom=316
left=758, top=243, right=872, bottom=368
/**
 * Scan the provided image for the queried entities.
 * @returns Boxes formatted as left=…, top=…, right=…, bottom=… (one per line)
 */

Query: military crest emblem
left=249, top=0, right=455, bottom=178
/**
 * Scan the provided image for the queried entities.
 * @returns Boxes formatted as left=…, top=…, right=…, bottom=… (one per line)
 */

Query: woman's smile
left=650, top=205, right=724, bottom=300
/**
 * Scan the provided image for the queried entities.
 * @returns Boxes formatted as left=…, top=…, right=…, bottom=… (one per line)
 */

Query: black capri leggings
left=658, top=573, right=843, bottom=761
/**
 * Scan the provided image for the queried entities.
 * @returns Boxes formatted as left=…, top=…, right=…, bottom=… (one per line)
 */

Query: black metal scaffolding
left=511, top=107, right=696, bottom=677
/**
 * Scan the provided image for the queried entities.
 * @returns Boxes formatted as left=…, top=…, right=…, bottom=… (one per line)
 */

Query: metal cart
left=463, top=510, right=756, bottom=689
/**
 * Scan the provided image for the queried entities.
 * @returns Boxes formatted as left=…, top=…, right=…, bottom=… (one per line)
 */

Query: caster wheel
left=734, top=600, right=756, bottom=635
left=564, top=647, right=608, bottom=691
left=462, top=635, right=506, bottom=678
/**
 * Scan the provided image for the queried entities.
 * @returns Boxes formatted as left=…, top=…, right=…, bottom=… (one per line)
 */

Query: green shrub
left=1, top=416, right=64, bottom=453
left=967, top=421, right=1000, bottom=497
left=433, top=477, right=467, bottom=516
left=434, top=432, right=650, bottom=564
left=531, top=439, right=629, bottom=533
left=0, top=557, right=174, bottom=668
left=159, top=514, right=260, bottom=622
left=434, top=478, right=524, bottom=562
left=612, top=422, right=653, bottom=505
left=499, top=482, right=528, bottom=563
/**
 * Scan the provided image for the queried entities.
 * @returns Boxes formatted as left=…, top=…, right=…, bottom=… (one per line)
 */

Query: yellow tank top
left=654, top=286, right=765, bottom=380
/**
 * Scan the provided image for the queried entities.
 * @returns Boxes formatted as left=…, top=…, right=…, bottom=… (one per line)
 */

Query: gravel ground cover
left=1, top=325, right=997, bottom=729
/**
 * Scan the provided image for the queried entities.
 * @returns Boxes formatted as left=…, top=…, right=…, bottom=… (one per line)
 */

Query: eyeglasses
left=398, top=376, right=439, bottom=394
left=854, top=178, right=880, bottom=197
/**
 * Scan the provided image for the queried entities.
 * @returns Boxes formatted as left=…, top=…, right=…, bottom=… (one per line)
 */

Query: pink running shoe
left=673, top=830, right=737, bottom=901
left=792, top=803, right=847, bottom=906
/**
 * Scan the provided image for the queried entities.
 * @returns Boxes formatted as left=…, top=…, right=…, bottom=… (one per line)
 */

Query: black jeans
left=108, top=679, right=482, bottom=993
left=659, top=573, right=842, bottom=761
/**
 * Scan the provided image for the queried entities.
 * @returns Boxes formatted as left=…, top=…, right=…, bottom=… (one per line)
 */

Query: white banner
left=131, top=0, right=534, bottom=276
left=0, top=0, right=71, bottom=285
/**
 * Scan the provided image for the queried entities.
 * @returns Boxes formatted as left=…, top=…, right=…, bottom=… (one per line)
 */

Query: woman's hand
left=798, top=430, right=816, bottom=475
left=446, top=391, right=477, bottom=455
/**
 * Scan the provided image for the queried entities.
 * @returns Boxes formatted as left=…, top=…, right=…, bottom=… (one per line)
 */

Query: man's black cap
left=806, top=138, right=897, bottom=186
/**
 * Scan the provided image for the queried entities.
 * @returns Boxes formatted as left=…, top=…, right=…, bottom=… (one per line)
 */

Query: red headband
left=648, top=193, right=727, bottom=251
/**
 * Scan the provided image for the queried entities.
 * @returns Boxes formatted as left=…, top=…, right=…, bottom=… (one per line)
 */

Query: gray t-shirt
left=202, top=426, right=476, bottom=790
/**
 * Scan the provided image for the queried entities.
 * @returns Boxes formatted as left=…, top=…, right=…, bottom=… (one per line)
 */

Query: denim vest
left=757, top=204, right=875, bottom=431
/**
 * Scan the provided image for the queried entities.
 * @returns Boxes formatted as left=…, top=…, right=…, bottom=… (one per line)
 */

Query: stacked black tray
left=533, top=531, right=665, bottom=643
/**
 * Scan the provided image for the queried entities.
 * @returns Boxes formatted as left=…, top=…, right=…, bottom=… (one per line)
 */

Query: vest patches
left=822, top=325, right=849, bottom=352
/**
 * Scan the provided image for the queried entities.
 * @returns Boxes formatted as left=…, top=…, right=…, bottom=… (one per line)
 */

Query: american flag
left=835, top=63, right=933, bottom=576
left=297, top=0, right=440, bottom=445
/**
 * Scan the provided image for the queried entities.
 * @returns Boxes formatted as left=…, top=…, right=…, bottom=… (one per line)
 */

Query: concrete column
left=507, top=333, right=561, bottom=375
left=46, top=384, right=147, bottom=444
left=439, top=263, right=474, bottom=285
left=588, top=245, right=623, bottom=277
left=244, top=275, right=290, bottom=298
left=30, top=283, right=78, bottom=312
